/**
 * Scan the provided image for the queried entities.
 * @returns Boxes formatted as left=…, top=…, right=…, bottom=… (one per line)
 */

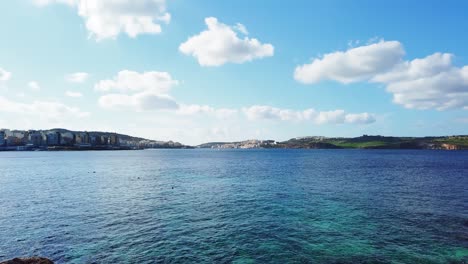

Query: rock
left=0, top=257, right=53, bottom=264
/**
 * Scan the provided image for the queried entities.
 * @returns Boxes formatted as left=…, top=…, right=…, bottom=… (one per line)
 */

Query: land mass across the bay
left=1, top=128, right=467, bottom=151
left=198, top=135, right=468, bottom=150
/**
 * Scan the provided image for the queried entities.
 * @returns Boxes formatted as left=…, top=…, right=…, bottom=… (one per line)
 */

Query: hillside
left=199, top=135, right=468, bottom=150
left=277, top=135, right=468, bottom=150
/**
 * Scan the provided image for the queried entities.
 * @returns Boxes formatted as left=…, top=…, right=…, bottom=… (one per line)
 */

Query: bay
left=0, top=149, right=467, bottom=263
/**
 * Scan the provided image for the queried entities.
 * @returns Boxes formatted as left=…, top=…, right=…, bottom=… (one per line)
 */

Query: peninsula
left=197, top=135, right=468, bottom=150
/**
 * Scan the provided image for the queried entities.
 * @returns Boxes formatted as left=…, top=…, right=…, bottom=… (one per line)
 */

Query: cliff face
left=440, top=143, right=459, bottom=150
left=0, top=257, right=53, bottom=264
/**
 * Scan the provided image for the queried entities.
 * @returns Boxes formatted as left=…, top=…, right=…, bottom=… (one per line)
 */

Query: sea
left=0, top=149, right=467, bottom=263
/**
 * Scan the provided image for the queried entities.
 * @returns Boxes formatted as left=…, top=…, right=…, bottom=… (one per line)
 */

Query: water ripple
left=0, top=149, right=467, bottom=263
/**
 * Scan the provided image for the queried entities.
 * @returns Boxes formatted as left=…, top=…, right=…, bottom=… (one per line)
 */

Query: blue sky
left=0, top=0, right=467, bottom=144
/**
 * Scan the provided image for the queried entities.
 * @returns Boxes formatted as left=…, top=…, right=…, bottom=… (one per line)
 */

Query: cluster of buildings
left=138, top=139, right=183, bottom=149
left=207, top=140, right=277, bottom=149
left=0, top=129, right=123, bottom=150
left=0, top=129, right=190, bottom=151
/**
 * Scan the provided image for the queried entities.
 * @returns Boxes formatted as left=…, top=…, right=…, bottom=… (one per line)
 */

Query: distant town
left=0, top=128, right=189, bottom=151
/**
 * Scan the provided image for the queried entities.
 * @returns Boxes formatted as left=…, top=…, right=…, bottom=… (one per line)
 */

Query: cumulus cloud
left=294, top=40, right=404, bottom=84
left=96, top=70, right=179, bottom=111
left=28, top=81, right=41, bottom=91
left=177, top=104, right=238, bottom=119
left=179, top=17, right=274, bottom=66
left=94, top=69, right=372, bottom=126
left=315, top=110, right=346, bottom=124
left=234, top=23, right=248, bottom=35
left=94, top=70, right=238, bottom=116
left=94, top=70, right=372, bottom=124
left=243, top=105, right=310, bottom=121
left=0, top=68, right=12, bottom=81
left=243, top=105, right=375, bottom=125
left=65, top=72, right=89, bottom=83
left=34, top=0, right=170, bottom=40
left=295, top=40, right=468, bottom=110
left=373, top=53, right=468, bottom=110
left=65, top=91, right=83, bottom=97
left=371, top=53, right=453, bottom=83
left=0, top=96, right=89, bottom=120
left=95, top=70, right=178, bottom=93
left=99, top=92, right=178, bottom=111
left=344, top=113, right=376, bottom=124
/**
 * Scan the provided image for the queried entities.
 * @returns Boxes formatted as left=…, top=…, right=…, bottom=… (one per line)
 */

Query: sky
left=0, top=0, right=467, bottom=145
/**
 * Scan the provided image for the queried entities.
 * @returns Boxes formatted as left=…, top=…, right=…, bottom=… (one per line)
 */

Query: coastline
left=1, top=128, right=467, bottom=151
left=0, top=146, right=193, bottom=152
left=1, top=146, right=466, bottom=152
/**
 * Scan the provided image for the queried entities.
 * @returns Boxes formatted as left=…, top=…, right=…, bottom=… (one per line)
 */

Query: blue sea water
left=0, top=149, right=467, bottom=263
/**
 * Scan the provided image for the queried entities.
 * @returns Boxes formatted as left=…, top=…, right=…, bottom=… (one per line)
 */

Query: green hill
left=276, top=135, right=468, bottom=150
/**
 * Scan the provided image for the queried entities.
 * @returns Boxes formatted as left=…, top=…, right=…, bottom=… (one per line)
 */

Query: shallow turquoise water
left=0, top=149, right=467, bottom=263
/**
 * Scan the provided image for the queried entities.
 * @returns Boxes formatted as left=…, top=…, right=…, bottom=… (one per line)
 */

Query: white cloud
left=177, top=104, right=238, bottom=119
left=373, top=53, right=468, bottom=110
left=94, top=70, right=372, bottom=125
left=371, top=53, right=453, bottom=83
left=177, top=104, right=216, bottom=115
left=65, top=72, right=89, bottom=83
left=243, top=105, right=308, bottom=121
left=0, top=68, right=12, bottom=81
left=179, top=17, right=274, bottom=66
left=295, top=40, right=468, bottom=110
left=28, top=81, right=41, bottom=91
left=96, top=70, right=180, bottom=111
left=95, top=70, right=178, bottom=93
left=98, top=92, right=178, bottom=111
left=215, top=108, right=239, bottom=119
left=133, top=92, right=178, bottom=110
left=294, top=40, right=404, bottom=84
left=243, top=105, right=375, bottom=125
left=93, top=69, right=373, bottom=126
left=34, top=0, right=170, bottom=40
left=0, top=96, right=90, bottom=120
left=344, top=112, right=376, bottom=124
left=315, top=110, right=346, bottom=124
left=65, top=91, right=83, bottom=97
left=234, top=23, right=248, bottom=35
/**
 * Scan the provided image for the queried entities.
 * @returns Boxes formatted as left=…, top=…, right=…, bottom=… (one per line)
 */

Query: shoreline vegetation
left=0, top=128, right=467, bottom=151
left=198, top=135, right=468, bottom=150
